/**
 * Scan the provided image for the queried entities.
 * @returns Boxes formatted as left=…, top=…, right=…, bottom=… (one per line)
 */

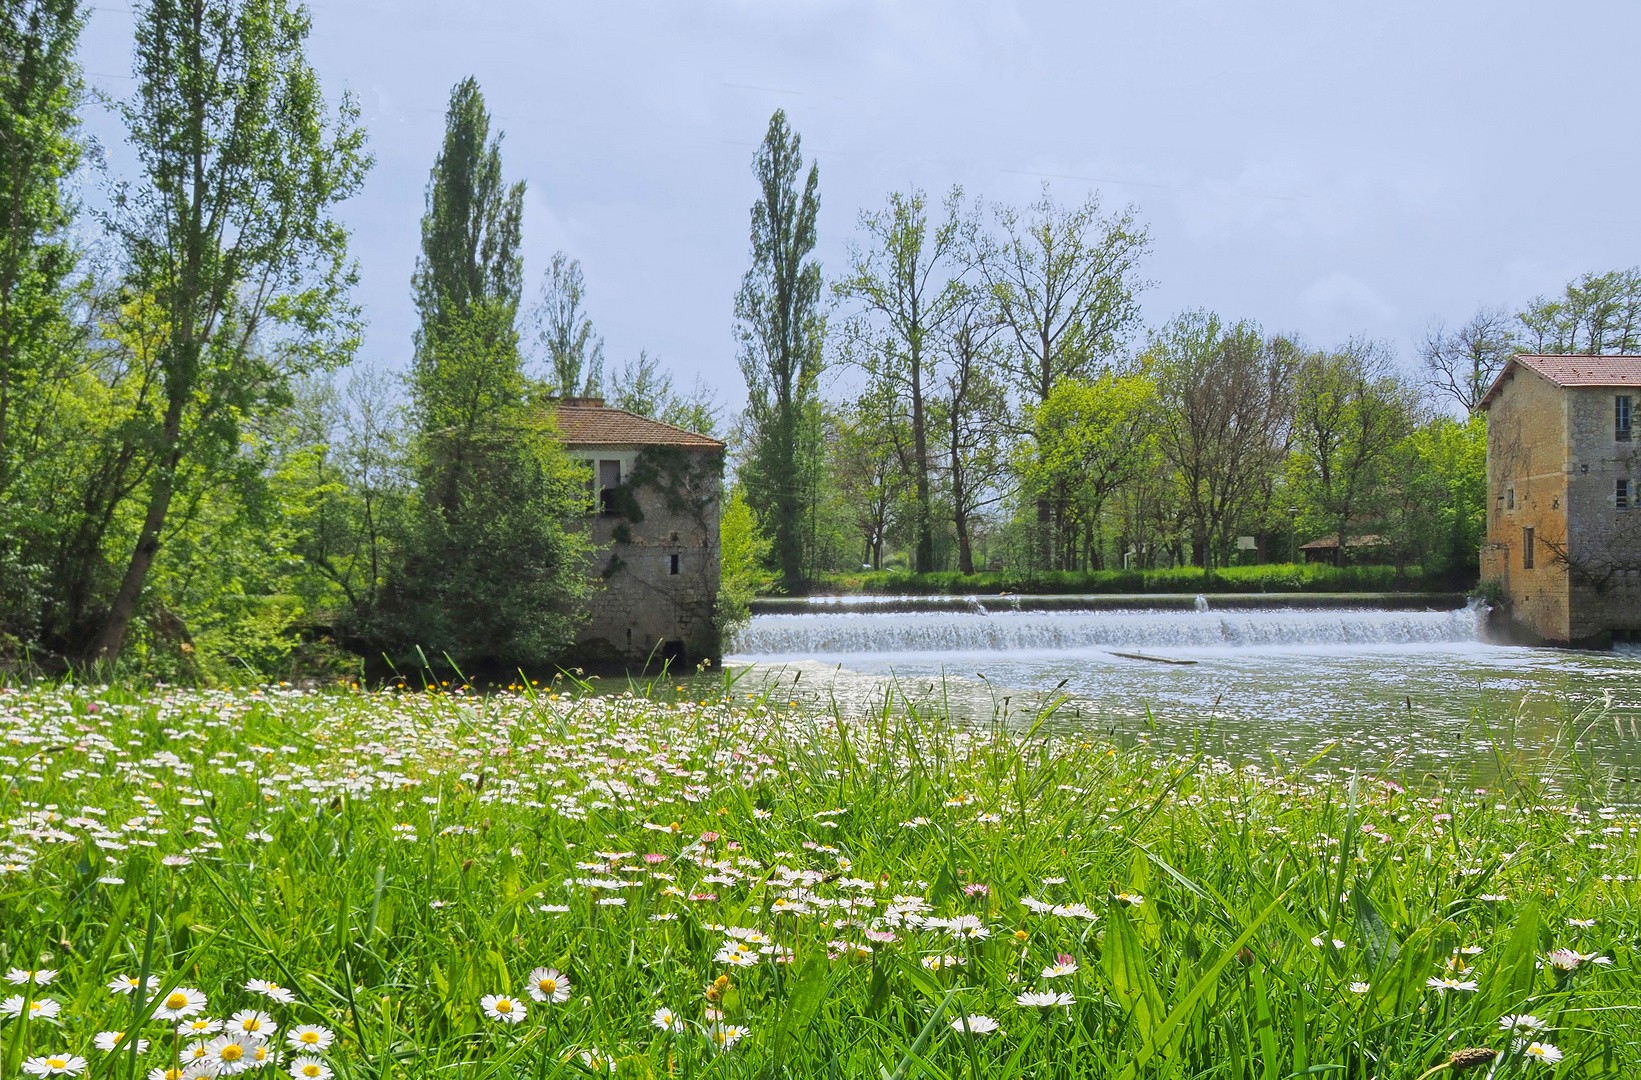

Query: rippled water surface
left=726, top=604, right=1641, bottom=781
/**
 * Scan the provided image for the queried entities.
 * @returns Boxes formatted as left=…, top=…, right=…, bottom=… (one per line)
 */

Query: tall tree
left=1150, top=313, right=1295, bottom=577
left=1518, top=268, right=1641, bottom=355
left=609, top=348, right=721, bottom=435
left=735, top=109, right=822, bottom=594
left=411, top=77, right=522, bottom=367
left=940, top=290, right=1009, bottom=574
left=369, top=78, right=588, bottom=672
left=0, top=0, right=84, bottom=504
left=1289, top=340, right=1420, bottom=565
left=86, top=0, right=369, bottom=664
left=835, top=187, right=963, bottom=573
left=973, top=184, right=1148, bottom=565
left=532, top=250, right=603, bottom=397
left=1421, top=306, right=1516, bottom=417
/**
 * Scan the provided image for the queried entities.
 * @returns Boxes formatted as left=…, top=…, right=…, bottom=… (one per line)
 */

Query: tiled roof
left=1481, top=354, right=1641, bottom=408
left=553, top=400, right=724, bottom=449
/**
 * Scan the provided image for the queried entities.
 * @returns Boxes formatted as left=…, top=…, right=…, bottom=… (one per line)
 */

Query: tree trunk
left=910, top=346, right=932, bottom=574
left=86, top=452, right=179, bottom=663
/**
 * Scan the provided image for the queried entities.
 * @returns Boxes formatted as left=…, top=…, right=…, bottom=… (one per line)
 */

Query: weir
left=728, top=600, right=1488, bottom=657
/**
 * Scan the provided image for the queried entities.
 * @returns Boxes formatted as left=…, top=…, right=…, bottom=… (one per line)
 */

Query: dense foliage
left=0, top=682, right=1635, bottom=1078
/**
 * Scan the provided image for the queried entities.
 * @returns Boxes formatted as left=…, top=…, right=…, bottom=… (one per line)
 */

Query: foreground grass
left=0, top=679, right=1635, bottom=1080
left=799, top=564, right=1471, bottom=597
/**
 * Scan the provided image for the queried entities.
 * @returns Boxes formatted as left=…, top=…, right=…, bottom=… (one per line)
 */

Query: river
left=725, top=597, right=1641, bottom=784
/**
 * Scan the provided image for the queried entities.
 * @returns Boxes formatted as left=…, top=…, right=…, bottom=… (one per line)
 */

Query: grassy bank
left=798, top=564, right=1475, bottom=597
left=0, top=680, right=1633, bottom=1079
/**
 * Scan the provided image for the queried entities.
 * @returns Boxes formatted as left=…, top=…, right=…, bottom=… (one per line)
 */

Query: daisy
left=203, top=1034, right=258, bottom=1075
left=146, top=1069, right=209, bottom=1080
left=7, top=969, right=56, bottom=986
left=652, top=1006, right=684, bottom=1033
left=1514, top=1041, right=1563, bottom=1065
left=177, top=1019, right=222, bottom=1038
left=525, top=967, right=570, bottom=1003
left=706, top=1024, right=748, bottom=1051
left=285, top=1026, right=334, bottom=1052
left=1115, top=892, right=1145, bottom=906
left=248, top=1041, right=275, bottom=1069
left=480, top=994, right=526, bottom=1024
left=1500, top=1014, right=1546, bottom=1032
left=1015, top=990, right=1074, bottom=1008
left=1349, top=982, right=1370, bottom=994
left=22, top=1054, right=86, bottom=1076
left=245, top=980, right=296, bottom=1005
left=1, top=996, right=61, bottom=1020
left=1041, top=954, right=1078, bottom=979
left=154, top=987, right=208, bottom=1020
left=950, top=1015, right=1000, bottom=1035
left=1425, top=976, right=1479, bottom=993
left=93, top=1032, right=150, bottom=1053
left=107, top=975, right=159, bottom=996
left=228, top=1009, right=277, bottom=1038
left=288, top=1057, right=332, bottom=1080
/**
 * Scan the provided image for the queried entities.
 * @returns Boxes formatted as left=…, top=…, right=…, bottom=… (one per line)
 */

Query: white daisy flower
left=525, top=967, right=570, bottom=1003
left=154, top=988, right=208, bottom=1020
left=652, top=1006, right=684, bottom=1032
left=480, top=994, right=526, bottom=1024
left=950, top=1015, right=1000, bottom=1035
left=22, top=1054, right=86, bottom=1076
left=245, top=980, right=296, bottom=1005
left=93, top=1031, right=150, bottom=1053
left=285, top=1026, right=334, bottom=1052
left=288, top=1056, right=332, bottom=1080
left=227, top=1009, right=277, bottom=1038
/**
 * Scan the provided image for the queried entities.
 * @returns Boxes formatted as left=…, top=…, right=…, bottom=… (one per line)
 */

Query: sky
left=75, top=1, right=1641, bottom=413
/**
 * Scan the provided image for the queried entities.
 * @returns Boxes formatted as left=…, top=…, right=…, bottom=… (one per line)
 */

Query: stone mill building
left=1480, top=354, right=1641, bottom=646
left=554, top=398, right=724, bottom=668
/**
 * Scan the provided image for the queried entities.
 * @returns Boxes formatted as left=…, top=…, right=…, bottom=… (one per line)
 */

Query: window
left=598, top=459, right=621, bottom=514
left=1506, top=488, right=1515, bottom=510
left=1523, top=526, right=1535, bottom=569
left=669, top=553, right=680, bottom=576
left=1619, top=395, right=1633, bottom=441
left=1620, top=479, right=1632, bottom=510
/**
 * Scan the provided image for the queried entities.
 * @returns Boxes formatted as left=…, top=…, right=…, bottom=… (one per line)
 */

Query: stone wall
left=1483, top=365, right=1570, bottom=643
left=569, top=446, right=722, bottom=668
left=1485, top=370, right=1641, bottom=645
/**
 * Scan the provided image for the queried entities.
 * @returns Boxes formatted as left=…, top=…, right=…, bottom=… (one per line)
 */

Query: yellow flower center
left=495, top=999, right=512, bottom=1013
left=302, top=1067, right=322, bottom=1078
left=221, top=1045, right=243, bottom=1062
left=191, top=1046, right=208, bottom=1060
left=539, top=980, right=555, bottom=993
left=300, top=1032, right=318, bottom=1044
left=165, top=992, right=188, bottom=1009
left=48, top=1059, right=67, bottom=1069
left=244, top=1019, right=261, bottom=1030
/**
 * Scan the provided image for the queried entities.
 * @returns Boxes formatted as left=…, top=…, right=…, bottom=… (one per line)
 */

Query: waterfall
left=728, top=602, right=1488, bottom=657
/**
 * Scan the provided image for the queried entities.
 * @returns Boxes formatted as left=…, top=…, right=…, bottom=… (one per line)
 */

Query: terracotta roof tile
left=1482, top=354, right=1641, bottom=408
left=553, top=401, right=724, bottom=449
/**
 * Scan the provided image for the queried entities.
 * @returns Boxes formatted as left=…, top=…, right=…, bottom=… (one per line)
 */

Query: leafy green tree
left=735, top=109, right=823, bottom=593
left=939, top=289, right=1009, bottom=574
left=1519, top=267, right=1641, bottom=355
left=835, top=187, right=963, bottom=573
left=1288, top=341, right=1420, bottom=565
left=369, top=79, right=588, bottom=673
left=532, top=250, right=603, bottom=397
left=86, top=0, right=369, bottom=664
left=1150, top=313, right=1296, bottom=577
left=609, top=348, right=721, bottom=435
left=0, top=0, right=84, bottom=504
left=972, top=184, right=1149, bottom=565
left=1024, top=372, right=1155, bottom=569
left=714, top=486, right=770, bottom=639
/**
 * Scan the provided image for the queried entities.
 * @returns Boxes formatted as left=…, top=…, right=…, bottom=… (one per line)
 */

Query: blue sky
left=76, top=1, right=1641, bottom=411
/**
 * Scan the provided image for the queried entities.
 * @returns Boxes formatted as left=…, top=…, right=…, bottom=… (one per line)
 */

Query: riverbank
left=793, top=563, right=1475, bottom=597
left=0, top=682, right=1633, bottom=1077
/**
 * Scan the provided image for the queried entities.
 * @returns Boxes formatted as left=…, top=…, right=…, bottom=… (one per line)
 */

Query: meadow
left=0, top=675, right=1635, bottom=1080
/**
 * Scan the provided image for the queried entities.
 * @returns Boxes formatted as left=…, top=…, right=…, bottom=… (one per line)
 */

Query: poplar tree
left=368, top=77, right=587, bottom=672
left=0, top=0, right=84, bottom=503
left=86, top=0, right=369, bottom=664
left=735, top=110, right=822, bottom=594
